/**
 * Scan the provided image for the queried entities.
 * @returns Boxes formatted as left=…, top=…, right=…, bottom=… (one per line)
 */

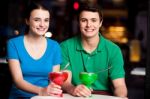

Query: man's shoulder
left=60, top=36, right=78, bottom=45
left=101, top=37, right=121, bottom=54
left=103, top=37, right=120, bottom=49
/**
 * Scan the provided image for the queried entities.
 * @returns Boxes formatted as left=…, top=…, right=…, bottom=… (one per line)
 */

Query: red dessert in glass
left=49, top=71, right=68, bottom=97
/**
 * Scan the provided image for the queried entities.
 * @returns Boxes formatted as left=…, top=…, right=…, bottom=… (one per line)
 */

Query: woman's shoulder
left=47, top=38, right=60, bottom=46
left=7, top=35, right=24, bottom=43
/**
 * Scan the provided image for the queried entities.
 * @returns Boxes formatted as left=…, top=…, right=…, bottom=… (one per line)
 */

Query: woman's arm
left=8, top=59, right=41, bottom=95
left=9, top=60, right=63, bottom=96
left=45, top=64, right=62, bottom=96
left=52, top=65, right=60, bottom=72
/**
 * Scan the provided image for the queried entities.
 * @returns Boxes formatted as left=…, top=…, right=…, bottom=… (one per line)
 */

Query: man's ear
left=99, top=20, right=103, bottom=28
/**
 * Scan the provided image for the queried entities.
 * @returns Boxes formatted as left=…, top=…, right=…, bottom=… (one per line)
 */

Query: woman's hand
left=39, top=82, right=62, bottom=96
left=71, top=84, right=92, bottom=97
left=47, top=82, right=62, bottom=96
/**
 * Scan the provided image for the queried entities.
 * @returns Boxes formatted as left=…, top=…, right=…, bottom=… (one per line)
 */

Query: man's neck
left=82, top=35, right=100, bottom=53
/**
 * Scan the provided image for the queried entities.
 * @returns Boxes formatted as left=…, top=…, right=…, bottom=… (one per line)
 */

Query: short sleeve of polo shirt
left=60, top=41, right=71, bottom=70
left=108, top=44, right=125, bottom=80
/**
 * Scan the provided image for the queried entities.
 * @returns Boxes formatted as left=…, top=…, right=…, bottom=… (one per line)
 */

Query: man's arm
left=62, top=70, right=91, bottom=97
left=112, top=78, right=128, bottom=98
left=61, top=70, right=75, bottom=94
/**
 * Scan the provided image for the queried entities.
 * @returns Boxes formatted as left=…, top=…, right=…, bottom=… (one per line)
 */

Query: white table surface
left=31, top=93, right=122, bottom=99
left=0, top=58, right=7, bottom=64
left=130, top=67, right=145, bottom=76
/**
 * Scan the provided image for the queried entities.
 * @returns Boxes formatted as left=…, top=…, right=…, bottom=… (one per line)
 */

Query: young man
left=61, top=3, right=128, bottom=99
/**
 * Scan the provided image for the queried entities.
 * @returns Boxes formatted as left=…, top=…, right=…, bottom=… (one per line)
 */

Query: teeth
left=85, top=29, right=93, bottom=32
left=38, top=29, right=44, bottom=30
left=38, top=29, right=45, bottom=31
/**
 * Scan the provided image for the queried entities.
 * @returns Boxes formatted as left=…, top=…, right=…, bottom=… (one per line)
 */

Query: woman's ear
left=25, top=19, right=29, bottom=25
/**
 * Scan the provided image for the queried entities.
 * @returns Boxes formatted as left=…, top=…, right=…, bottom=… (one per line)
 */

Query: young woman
left=7, top=1, right=62, bottom=98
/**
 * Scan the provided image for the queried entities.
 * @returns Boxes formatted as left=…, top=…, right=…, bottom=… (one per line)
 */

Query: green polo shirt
left=60, top=34, right=125, bottom=90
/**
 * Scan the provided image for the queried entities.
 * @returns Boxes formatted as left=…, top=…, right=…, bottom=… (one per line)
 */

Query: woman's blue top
left=7, top=36, right=62, bottom=99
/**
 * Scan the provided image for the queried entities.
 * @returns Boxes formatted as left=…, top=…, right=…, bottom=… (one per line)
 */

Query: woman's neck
left=24, top=34, right=47, bottom=60
left=25, top=34, right=45, bottom=44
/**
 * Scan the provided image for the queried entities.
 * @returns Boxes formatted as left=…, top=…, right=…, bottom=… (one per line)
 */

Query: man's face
left=79, top=11, right=102, bottom=38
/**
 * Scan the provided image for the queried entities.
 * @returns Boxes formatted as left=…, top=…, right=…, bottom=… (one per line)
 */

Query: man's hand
left=71, top=84, right=92, bottom=97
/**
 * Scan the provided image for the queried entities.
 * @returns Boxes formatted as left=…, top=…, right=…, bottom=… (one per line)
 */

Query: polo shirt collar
left=76, top=33, right=105, bottom=52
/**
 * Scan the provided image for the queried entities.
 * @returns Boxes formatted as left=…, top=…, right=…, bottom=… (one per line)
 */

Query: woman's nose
left=39, top=21, right=45, bottom=26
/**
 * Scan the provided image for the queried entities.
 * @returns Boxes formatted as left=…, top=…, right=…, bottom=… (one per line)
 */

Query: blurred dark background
left=0, top=0, right=148, bottom=99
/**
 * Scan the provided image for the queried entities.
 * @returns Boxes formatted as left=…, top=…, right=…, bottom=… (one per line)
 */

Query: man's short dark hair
left=78, top=3, right=103, bottom=22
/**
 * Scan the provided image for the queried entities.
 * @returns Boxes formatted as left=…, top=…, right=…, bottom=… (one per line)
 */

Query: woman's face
left=79, top=11, right=102, bottom=38
left=26, top=9, right=50, bottom=36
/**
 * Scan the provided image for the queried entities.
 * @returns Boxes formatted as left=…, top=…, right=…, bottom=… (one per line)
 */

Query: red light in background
left=73, top=2, right=79, bottom=10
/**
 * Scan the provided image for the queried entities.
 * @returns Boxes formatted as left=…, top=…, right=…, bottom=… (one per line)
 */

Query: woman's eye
left=92, top=19, right=97, bottom=22
left=34, top=18, right=40, bottom=21
left=34, top=19, right=39, bottom=21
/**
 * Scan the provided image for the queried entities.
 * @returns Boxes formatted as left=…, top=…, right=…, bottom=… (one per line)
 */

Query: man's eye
left=81, top=19, right=86, bottom=22
left=34, top=19, right=40, bottom=21
left=45, top=19, right=49, bottom=22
